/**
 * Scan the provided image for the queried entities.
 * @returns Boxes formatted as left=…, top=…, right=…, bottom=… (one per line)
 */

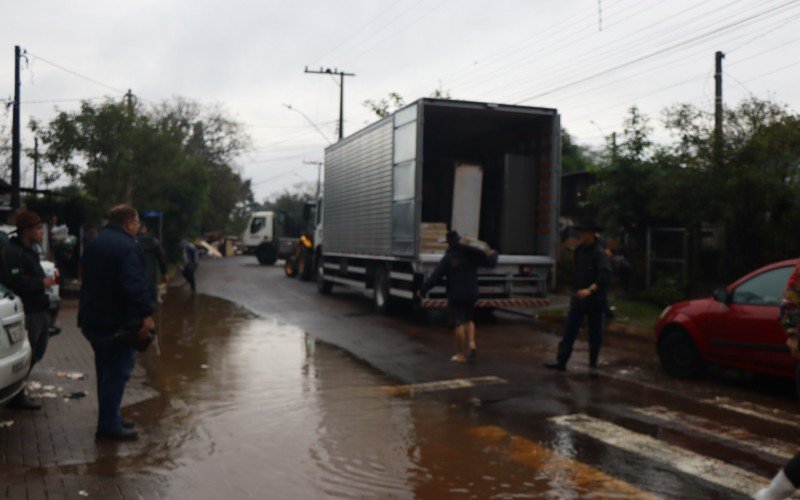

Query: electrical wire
left=27, top=52, right=127, bottom=94
left=490, top=0, right=769, bottom=103
left=309, top=0, right=415, bottom=66
left=514, top=0, right=800, bottom=104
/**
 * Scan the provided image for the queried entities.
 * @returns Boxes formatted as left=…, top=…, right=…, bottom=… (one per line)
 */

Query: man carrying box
left=418, top=230, right=498, bottom=363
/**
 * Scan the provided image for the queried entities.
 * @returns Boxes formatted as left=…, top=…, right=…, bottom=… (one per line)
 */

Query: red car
left=655, top=259, right=798, bottom=385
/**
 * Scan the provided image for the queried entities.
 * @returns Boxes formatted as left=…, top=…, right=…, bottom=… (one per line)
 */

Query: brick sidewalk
left=0, top=299, right=165, bottom=499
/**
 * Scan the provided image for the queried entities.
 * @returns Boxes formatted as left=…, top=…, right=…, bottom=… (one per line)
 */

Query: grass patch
left=611, top=299, right=663, bottom=328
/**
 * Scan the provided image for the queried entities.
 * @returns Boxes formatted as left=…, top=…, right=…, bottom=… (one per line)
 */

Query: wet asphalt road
left=11, top=256, right=798, bottom=498
left=183, top=256, right=800, bottom=499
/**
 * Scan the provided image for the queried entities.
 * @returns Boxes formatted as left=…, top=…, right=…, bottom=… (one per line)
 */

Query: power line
left=27, top=52, right=127, bottom=94
left=339, top=0, right=451, bottom=66
left=308, top=0, right=414, bottom=65
left=455, top=0, right=674, bottom=97
left=515, top=0, right=800, bottom=104
left=488, top=0, right=762, bottom=103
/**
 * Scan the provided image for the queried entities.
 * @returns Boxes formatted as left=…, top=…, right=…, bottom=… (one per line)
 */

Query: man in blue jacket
left=79, top=205, right=155, bottom=440
left=418, top=231, right=498, bottom=363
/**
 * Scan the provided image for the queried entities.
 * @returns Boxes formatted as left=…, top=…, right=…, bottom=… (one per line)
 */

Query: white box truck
left=314, top=98, right=560, bottom=314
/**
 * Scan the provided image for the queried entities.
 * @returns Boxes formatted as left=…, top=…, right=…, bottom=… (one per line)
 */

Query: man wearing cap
left=545, top=219, right=612, bottom=378
left=417, top=230, right=498, bottom=363
left=1, top=210, right=55, bottom=410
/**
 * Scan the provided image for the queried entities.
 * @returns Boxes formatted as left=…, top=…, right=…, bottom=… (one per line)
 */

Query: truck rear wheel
left=256, top=244, right=277, bottom=266
left=316, top=258, right=333, bottom=294
left=373, top=267, right=394, bottom=315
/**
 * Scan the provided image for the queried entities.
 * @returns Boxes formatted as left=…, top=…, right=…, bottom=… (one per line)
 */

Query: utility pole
left=33, top=137, right=39, bottom=192
left=304, top=66, right=355, bottom=140
left=714, top=51, right=725, bottom=169
left=11, top=45, right=23, bottom=209
left=303, top=160, right=324, bottom=199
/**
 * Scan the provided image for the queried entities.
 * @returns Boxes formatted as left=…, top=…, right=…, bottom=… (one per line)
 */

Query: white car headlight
left=660, top=306, right=672, bottom=320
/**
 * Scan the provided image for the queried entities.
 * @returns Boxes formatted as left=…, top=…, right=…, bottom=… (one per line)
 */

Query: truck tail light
left=54, top=268, right=61, bottom=285
left=519, top=265, right=533, bottom=276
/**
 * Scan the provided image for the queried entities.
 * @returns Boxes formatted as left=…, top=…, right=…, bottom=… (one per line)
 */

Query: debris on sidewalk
left=64, top=391, right=87, bottom=400
left=77, top=490, right=89, bottom=497
left=0, top=420, right=14, bottom=429
left=57, top=370, right=86, bottom=380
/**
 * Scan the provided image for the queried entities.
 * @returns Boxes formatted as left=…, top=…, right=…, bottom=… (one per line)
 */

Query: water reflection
left=73, top=291, right=599, bottom=498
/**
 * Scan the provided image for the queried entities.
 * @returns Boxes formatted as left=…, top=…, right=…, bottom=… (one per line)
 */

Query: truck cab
left=242, top=211, right=281, bottom=265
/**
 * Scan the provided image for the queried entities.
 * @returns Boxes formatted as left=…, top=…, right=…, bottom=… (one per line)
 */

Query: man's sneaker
left=451, top=353, right=467, bottom=363
left=544, top=362, right=566, bottom=372
left=121, top=419, right=135, bottom=430
left=589, top=366, right=599, bottom=379
left=7, top=392, right=42, bottom=410
left=95, top=428, right=139, bottom=441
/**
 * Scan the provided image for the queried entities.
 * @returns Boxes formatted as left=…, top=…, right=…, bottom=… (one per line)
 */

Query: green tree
left=561, top=129, right=598, bottom=174
left=31, top=97, right=253, bottom=256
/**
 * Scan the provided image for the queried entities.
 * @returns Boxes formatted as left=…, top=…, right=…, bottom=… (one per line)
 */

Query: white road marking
left=702, top=396, right=800, bottom=429
left=550, top=414, right=769, bottom=496
left=633, top=406, right=795, bottom=461
left=382, top=376, right=507, bottom=396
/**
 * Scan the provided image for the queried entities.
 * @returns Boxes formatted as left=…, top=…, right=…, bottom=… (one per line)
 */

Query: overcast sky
left=3, top=0, right=799, bottom=201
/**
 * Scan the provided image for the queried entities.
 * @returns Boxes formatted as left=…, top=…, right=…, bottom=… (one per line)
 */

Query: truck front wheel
left=256, top=244, right=277, bottom=266
left=316, top=258, right=333, bottom=294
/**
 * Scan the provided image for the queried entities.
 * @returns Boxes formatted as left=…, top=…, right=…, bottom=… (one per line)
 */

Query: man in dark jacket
left=418, top=231, right=498, bottom=363
left=545, top=220, right=612, bottom=378
left=79, top=205, right=155, bottom=440
left=137, top=223, right=168, bottom=308
left=1, top=210, right=55, bottom=410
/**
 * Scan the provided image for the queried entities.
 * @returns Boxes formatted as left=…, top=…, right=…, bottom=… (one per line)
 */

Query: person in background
left=755, top=259, right=800, bottom=500
left=137, top=222, right=168, bottom=308
left=417, top=230, right=498, bottom=363
left=180, top=239, right=199, bottom=294
left=79, top=205, right=154, bottom=440
left=1, top=210, right=55, bottom=410
left=545, top=219, right=612, bottom=379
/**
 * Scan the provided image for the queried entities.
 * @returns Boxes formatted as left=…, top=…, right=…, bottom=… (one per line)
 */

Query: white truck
left=241, top=211, right=299, bottom=266
left=313, top=98, right=561, bottom=314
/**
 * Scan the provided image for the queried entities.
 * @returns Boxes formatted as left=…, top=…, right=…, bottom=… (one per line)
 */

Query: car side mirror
left=713, top=288, right=729, bottom=303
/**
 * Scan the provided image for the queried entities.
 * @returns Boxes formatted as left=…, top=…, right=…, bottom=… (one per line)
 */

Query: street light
left=282, top=104, right=334, bottom=145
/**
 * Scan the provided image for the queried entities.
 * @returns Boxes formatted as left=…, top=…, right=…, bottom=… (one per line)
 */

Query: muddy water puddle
left=104, top=292, right=557, bottom=498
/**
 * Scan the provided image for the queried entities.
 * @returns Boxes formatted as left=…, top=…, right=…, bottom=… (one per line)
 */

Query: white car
left=0, top=284, right=32, bottom=404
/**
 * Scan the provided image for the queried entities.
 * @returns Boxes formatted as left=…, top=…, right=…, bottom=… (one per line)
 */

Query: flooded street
left=5, top=257, right=800, bottom=499
left=110, top=292, right=570, bottom=498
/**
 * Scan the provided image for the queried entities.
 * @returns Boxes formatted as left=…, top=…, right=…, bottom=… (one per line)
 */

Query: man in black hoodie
left=545, top=219, right=612, bottom=378
left=418, top=230, right=498, bottom=363
left=1, top=210, right=55, bottom=410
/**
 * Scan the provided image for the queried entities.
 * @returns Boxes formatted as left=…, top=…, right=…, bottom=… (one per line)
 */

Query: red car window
left=732, top=266, right=794, bottom=306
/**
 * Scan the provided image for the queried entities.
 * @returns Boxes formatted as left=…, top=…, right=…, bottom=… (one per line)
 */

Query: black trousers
left=556, top=296, right=605, bottom=368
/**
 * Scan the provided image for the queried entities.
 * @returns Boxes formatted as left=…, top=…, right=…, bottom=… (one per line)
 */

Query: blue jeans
left=83, top=331, right=136, bottom=433
left=557, top=296, right=605, bottom=368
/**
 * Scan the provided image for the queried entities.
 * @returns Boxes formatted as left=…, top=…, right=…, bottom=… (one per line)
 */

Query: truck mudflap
left=421, top=298, right=550, bottom=309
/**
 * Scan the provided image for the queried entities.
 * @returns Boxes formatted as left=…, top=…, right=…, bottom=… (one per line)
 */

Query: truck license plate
left=6, top=323, right=24, bottom=343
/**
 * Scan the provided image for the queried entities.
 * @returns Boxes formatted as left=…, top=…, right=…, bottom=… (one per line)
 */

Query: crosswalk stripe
left=469, top=425, right=654, bottom=499
left=381, top=376, right=507, bottom=396
left=551, top=414, right=769, bottom=496
left=702, top=396, right=800, bottom=429
left=633, top=406, right=795, bottom=461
